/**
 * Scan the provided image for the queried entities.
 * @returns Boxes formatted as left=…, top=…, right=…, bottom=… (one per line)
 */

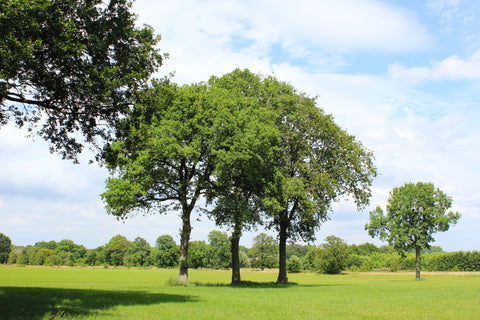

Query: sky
left=1, top=0, right=480, bottom=251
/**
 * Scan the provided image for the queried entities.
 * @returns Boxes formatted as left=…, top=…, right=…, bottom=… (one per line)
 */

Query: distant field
left=1, top=266, right=479, bottom=319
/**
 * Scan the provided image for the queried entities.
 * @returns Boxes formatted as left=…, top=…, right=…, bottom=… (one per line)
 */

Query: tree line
left=2, top=232, right=478, bottom=273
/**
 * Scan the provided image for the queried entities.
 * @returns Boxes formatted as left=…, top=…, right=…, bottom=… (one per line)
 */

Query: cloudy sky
left=1, top=0, right=479, bottom=251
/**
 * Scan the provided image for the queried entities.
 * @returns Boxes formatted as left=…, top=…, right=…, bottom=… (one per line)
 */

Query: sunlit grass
left=1, top=266, right=479, bottom=319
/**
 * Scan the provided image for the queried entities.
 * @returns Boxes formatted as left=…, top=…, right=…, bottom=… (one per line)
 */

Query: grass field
left=1, top=266, right=479, bottom=319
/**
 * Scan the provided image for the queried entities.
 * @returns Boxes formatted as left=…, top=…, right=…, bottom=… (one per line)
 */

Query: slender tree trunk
left=179, top=209, right=192, bottom=284
left=415, top=246, right=421, bottom=280
left=277, top=211, right=288, bottom=284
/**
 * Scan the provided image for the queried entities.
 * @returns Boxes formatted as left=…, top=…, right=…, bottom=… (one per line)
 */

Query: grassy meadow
left=0, top=266, right=479, bottom=319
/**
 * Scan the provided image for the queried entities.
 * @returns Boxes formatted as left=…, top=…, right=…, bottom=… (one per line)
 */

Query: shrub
left=287, top=256, right=303, bottom=273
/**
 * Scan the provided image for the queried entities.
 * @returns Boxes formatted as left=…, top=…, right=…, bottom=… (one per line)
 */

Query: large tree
left=365, top=182, right=460, bottom=279
left=261, top=77, right=377, bottom=283
left=0, top=0, right=162, bottom=161
left=204, top=69, right=278, bottom=284
left=102, top=79, right=216, bottom=283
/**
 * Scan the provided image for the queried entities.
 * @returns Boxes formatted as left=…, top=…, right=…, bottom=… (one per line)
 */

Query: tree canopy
left=0, top=0, right=163, bottom=160
left=365, top=182, right=461, bottom=279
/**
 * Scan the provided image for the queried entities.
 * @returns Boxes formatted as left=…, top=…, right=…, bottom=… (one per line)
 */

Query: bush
left=287, top=256, right=303, bottom=273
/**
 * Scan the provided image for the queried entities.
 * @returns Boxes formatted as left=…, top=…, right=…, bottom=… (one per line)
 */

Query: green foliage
left=105, top=235, right=131, bottom=266
left=125, top=237, right=151, bottom=267
left=0, top=232, right=12, bottom=264
left=317, top=236, right=349, bottom=274
left=250, top=233, right=278, bottom=270
left=0, top=0, right=163, bottom=160
left=187, top=240, right=209, bottom=269
left=287, top=255, right=303, bottom=273
left=205, top=231, right=231, bottom=269
left=152, top=235, right=178, bottom=268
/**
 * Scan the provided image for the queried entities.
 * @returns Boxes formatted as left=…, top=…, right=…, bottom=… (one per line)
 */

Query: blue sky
left=1, top=0, right=479, bottom=251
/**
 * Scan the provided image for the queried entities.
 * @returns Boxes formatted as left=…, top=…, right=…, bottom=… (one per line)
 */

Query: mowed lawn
left=1, top=266, right=479, bottom=319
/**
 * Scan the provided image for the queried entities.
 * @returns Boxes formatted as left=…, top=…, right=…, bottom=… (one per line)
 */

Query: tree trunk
left=415, top=246, right=421, bottom=280
left=179, top=209, right=192, bottom=284
left=231, top=216, right=242, bottom=285
left=277, top=212, right=288, bottom=284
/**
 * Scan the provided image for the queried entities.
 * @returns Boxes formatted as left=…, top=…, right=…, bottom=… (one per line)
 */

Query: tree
left=0, top=233, right=12, bottom=264
left=102, top=79, right=217, bottom=283
left=365, top=182, right=461, bottom=279
left=287, top=255, right=303, bottom=273
left=317, top=235, right=348, bottom=274
left=249, top=233, right=278, bottom=270
left=0, top=0, right=163, bottom=161
left=205, top=230, right=231, bottom=269
left=261, top=77, right=377, bottom=283
left=152, top=235, right=179, bottom=268
left=125, top=236, right=152, bottom=267
left=187, top=240, right=209, bottom=269
left=204, top=69, right=278, bottom=284
left=105, top=235, right=130, bottom=266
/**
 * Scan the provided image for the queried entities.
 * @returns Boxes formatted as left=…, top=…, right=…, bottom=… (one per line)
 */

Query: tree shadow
left=0, top=286, right=196, bottom=320
left=192, top=281, right=299, bottom=288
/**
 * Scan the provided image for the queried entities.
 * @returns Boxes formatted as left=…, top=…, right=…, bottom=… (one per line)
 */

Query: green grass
left=1, top=266, right=479, bottom=319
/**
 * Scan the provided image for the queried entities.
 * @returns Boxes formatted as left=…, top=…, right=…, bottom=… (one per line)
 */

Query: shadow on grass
left=0, top=286, right=196, bottom=320
left=190, top=281, right=299, bottom=288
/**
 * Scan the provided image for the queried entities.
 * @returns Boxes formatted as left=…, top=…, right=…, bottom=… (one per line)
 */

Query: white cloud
left=134, top=0, right=432, bottom=84
left=389, top=49, right=480, bottom=81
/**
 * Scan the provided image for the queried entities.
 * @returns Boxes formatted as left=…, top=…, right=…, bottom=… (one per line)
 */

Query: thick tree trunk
left=231, top=235, right=241, bottom=285
left=415, top=246, right=421, bottom=280
left=231, top=216, right=242, bottom=285
left=179, top=209, right=192, bottom=284
left=277, top=213, right=288, bottom=284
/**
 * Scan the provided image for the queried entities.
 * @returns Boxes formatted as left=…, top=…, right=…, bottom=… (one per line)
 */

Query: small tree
left=125, top=237, right=152, bottom=267
left=152, top=235, right=179, bottom=268
left=287, top=255, right=303, bottom=273
left=317, top=236, right=348, bottom=274
left=365, top=182, right=460, bottom=279
left=250, top=233, right=278, bottom=270
left=105, top=235, right=131, bottom=266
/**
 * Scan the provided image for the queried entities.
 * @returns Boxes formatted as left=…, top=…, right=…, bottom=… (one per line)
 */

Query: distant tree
left=55, top=239, right=87, bottom=265
left=287, top=255, right=303, bottom=273
left=250, top=233, right=278, bottom=270
left=366, top=182, right=461, bottom=279
left=206, top=231, right=231, bottom=269
left=31, top=248, right=54, bottom=265
left=85, top=246, right=106, bottom=266
left=152, top=235, right=179, bottom=268
left=125, top=236, right=152, bottom=267
left=0, top=0, right=163, bottom=161
left=105, top=235, right=131, bottom=266
left=317, top=236, right=348, bottom=274
left=188, top=240, right=209, bottom=269
left=0, top=233, right=12, bottom=264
